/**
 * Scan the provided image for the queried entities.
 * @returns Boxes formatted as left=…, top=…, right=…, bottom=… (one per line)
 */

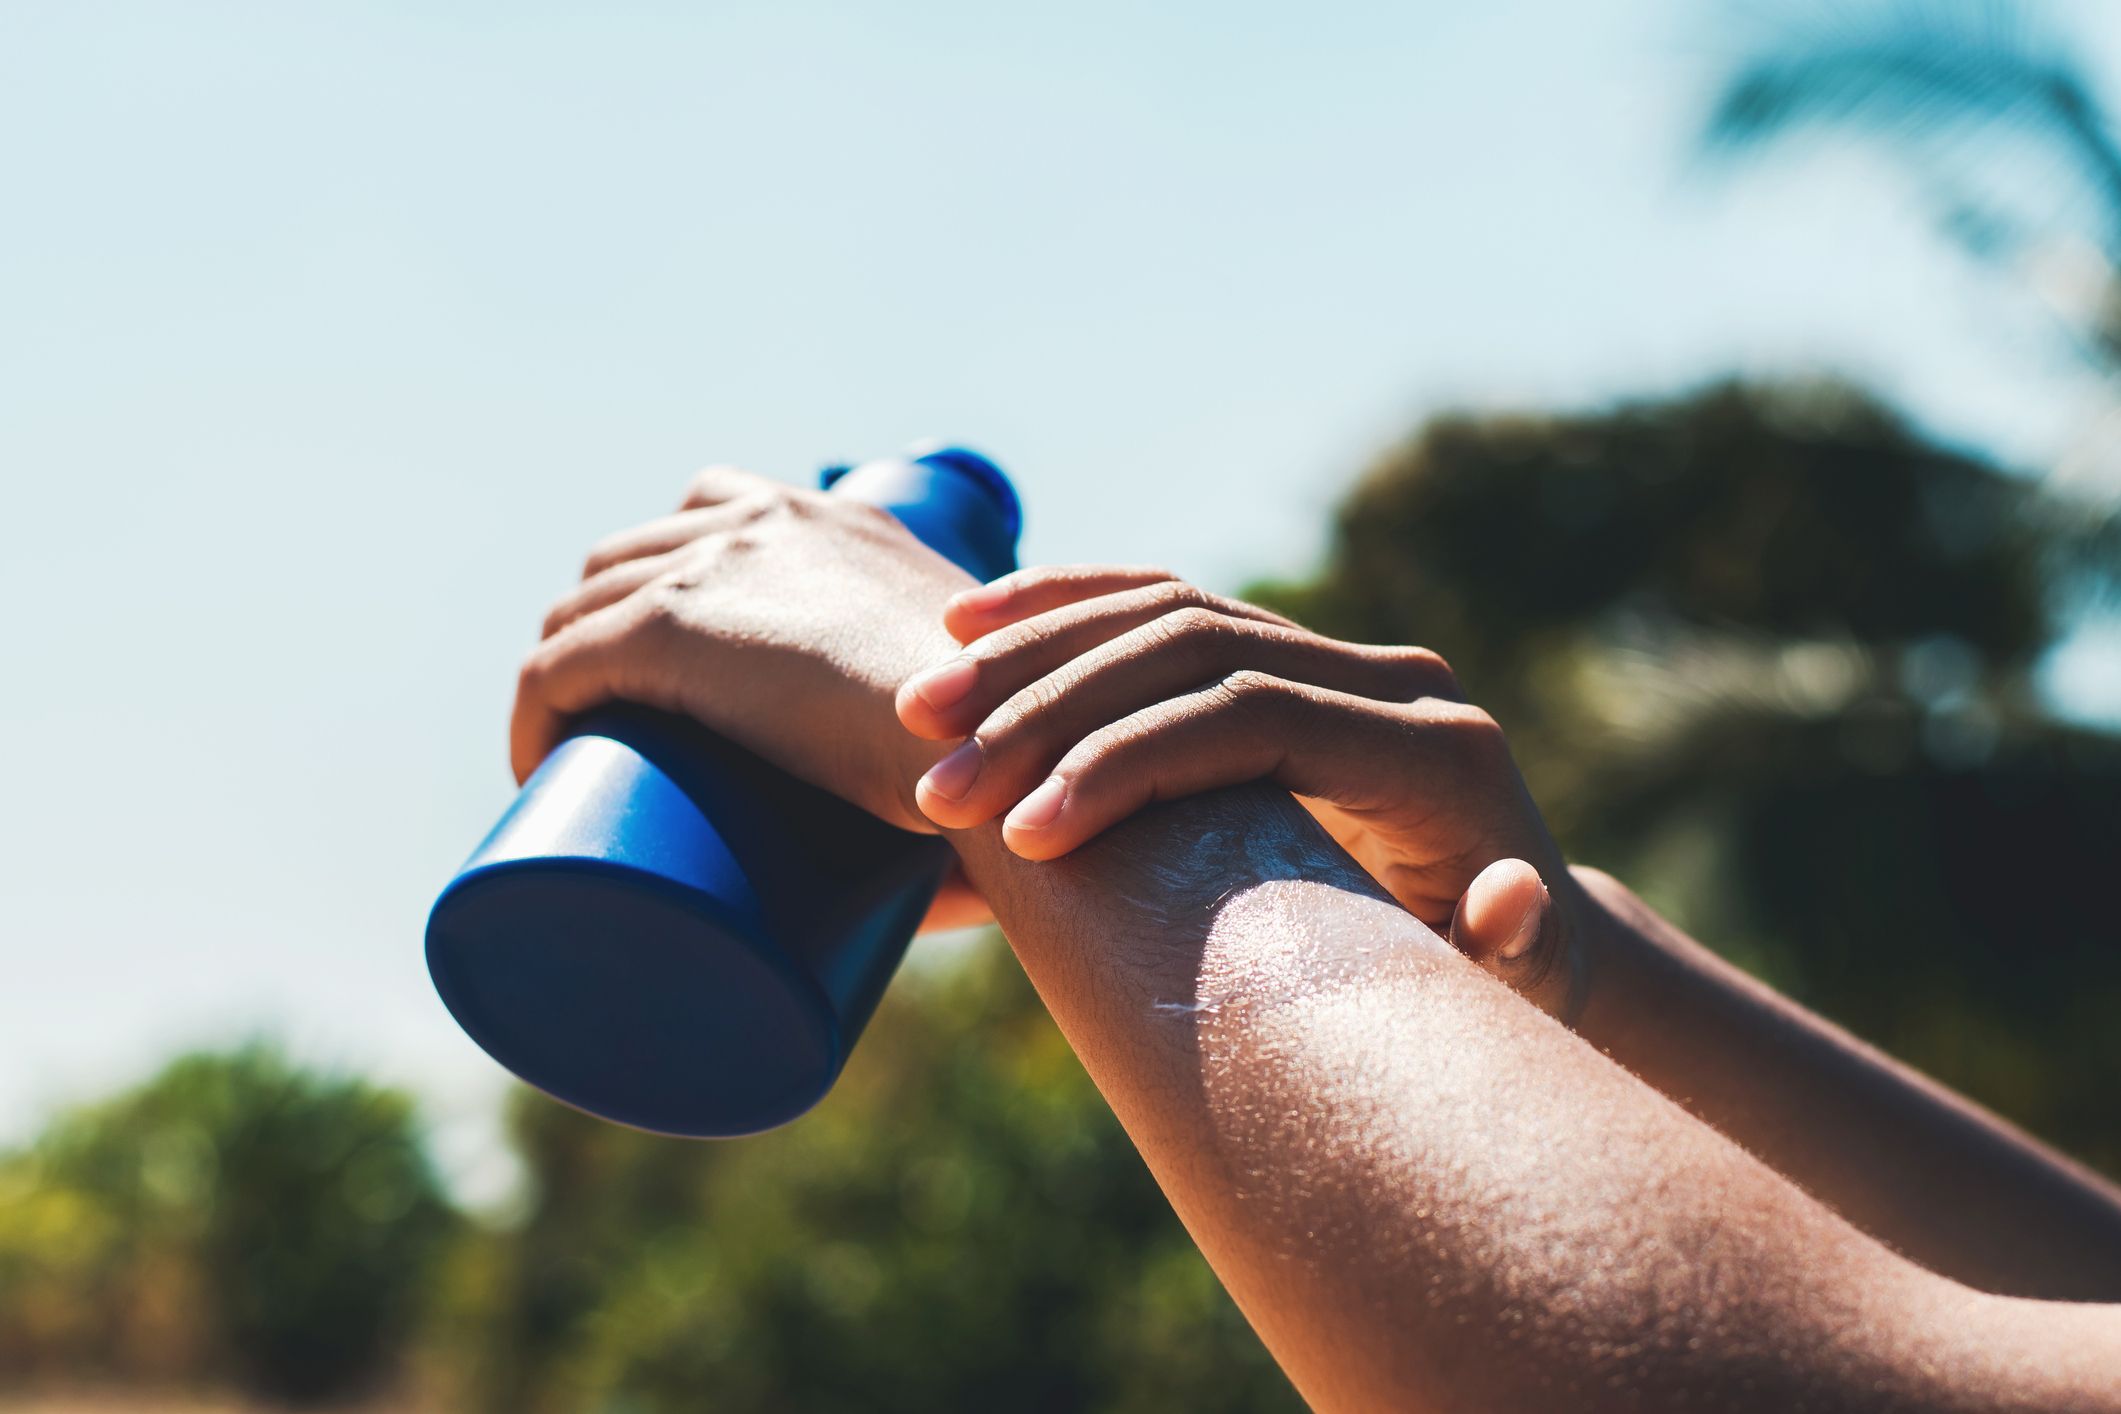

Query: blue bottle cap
left=907, top=444, right=1023, bottom=544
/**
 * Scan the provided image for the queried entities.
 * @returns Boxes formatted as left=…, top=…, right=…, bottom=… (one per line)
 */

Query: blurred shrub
left=438, top=941, right=1301, bottom=1414
left=0, top=1042, right=455, bottom=1404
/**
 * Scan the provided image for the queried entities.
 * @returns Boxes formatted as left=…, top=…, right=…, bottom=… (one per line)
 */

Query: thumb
left=1449, top=857, right=1550, bottom=968
left=1451, top=858, right=1589, bottom=1023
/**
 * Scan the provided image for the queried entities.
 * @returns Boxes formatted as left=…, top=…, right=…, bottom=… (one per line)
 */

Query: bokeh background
left=3, top=1, right=2119, bottom=1409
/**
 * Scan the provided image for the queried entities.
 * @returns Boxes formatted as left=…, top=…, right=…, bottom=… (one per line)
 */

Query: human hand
left=893, top=565, right=1590, bottom=1013
left=511, top=466, right=972, bottom=833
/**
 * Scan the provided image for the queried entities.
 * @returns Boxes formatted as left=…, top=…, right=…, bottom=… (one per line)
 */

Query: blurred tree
left=1252, top=377, right=2121, bottom=1178
left=0, top=1042, right=455, bottom=1405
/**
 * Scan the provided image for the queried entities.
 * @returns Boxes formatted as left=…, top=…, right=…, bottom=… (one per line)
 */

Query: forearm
left=944, top=790, right=2117, bottom=1412
left=1570, top=867, right=2121, bottom=1301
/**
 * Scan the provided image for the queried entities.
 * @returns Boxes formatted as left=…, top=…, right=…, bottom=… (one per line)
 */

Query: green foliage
left=1255, top=380, right=2051, bottom=694
left=0, top=1042, right=455, bottom=1404
left=439, top=942, right=1300, bottom=1414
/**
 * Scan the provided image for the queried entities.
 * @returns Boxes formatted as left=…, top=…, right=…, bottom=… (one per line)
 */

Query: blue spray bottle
left=425, top=446, right=1021, bottom=1138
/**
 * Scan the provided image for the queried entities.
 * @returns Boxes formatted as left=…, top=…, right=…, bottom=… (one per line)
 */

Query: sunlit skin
left=515, top=467, right=2121, bottom=1411
left=894, top=564, right=1582, bottom=1018
left=894, top=563, right=2121, bottom=1302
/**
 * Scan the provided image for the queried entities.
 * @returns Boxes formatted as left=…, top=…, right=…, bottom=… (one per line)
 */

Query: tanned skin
left=891, top=561, right=2121, bottom=1304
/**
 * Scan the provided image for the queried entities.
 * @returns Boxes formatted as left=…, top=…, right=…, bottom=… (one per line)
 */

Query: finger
left=943, top=565, right=1299, bottom=645
left=907, top=614, right=1457, bottom=824
left=946, top=565, right=1174, bottom=641
left=1451, top=859, right=1579, bottom=1018
left=677, top=463, right=775, bottom=510
left=901, top=586, right=1452, bottom=742
left=580, top=499, right=771, bottom=579
left=509, top=598, right=664, bottom=784
left=1450, top=859, right=1549, bottom=967
left=541, top=553, right=679, bottom=640
left=962, top=674, right=1494, bottom=859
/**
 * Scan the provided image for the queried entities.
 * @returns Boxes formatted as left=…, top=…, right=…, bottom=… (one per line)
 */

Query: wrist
left=861, top=598, right=967, bottom=833
left=1531, top=865, right=1599, bottom=1026
left=1560, top=864, right=1666, bottom=1040
left=890, top=732, right=956, bottom=835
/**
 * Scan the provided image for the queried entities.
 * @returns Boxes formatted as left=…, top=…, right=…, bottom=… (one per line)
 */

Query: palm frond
left=1705, top=1, right=2121, bottom=385
left=1709, top=4, right=2121, bottom=233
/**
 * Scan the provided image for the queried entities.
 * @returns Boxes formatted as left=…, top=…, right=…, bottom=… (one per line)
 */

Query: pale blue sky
left=4, top=1, right=2117, bottom=1193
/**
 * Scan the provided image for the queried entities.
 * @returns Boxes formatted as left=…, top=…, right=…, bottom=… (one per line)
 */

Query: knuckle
left=1385, top=643, right=1460, bottom=696
left=1153, top=605, right=1232, bottom=664
left=1414, top=645, right=1460, bottom=691
left=732, top=483, right=792, bottom=517
left=1439, top=702, right=1508, bottom=753
left=840, top=497, right=899, bottom=534
left=1016, top=672, right=1074, bottom=723
left=683, top=467, right=728, bottom=504
left=1142, top=578, right=1209, bottom=616
left=631, top=577, right=690, bottom=634
left=1163, top=603, right=1223, bottom=638
left=703, top=526, right=758, bottom=558
left=1073, top=715, right=1145, bottom=769
left=1217, top=667, right=1288, bottom=709
left=580, top=535, right=627, bottom=579
left=974, top=618, right=1045, bottom=663
left=514, top=649, right=552, bottom=698
left=986, top=670, right=1083, bottom=747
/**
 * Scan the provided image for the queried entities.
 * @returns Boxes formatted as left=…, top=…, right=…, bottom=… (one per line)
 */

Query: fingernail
left=1005, top=776, right=1068, bottom=833
left=950, top=580, right=1012, bottom=616
left=1500, top=881, right=1550, bottom=960
left=920, top=740, right=983, bottom=802
left=908, top=657, right=978, bottom=712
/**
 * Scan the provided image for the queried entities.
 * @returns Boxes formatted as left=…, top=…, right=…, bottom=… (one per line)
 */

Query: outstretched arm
left=895, top=563, right=2121, bottom=1301
left=941, top=785, right=2117, bottom=1412
left=1570, top=866, right=2121, bottom=1303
